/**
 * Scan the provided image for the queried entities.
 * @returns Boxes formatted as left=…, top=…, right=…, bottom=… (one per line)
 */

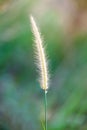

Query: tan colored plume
left=30, top=15, right=49, bottom=91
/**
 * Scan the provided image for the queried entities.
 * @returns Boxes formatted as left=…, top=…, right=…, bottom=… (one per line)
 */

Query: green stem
left=45, top=91, right=47, bottom=130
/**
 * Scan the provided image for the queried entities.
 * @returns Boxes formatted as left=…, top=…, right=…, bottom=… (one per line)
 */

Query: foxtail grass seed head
left=30, top=15, right=49, bottom=92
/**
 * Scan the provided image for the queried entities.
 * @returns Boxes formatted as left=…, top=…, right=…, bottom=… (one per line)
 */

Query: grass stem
left=45, top=91, right=47, bottom=130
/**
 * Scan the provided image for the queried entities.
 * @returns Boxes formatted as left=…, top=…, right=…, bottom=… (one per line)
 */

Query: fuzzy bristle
left=30, top=15, right=49, bottom=91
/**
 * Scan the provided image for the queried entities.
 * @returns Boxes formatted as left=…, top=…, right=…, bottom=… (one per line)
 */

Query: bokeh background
left=0, top=0, right=87, bottom=130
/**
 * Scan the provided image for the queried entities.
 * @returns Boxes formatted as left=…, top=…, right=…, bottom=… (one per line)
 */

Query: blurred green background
left=0, top=0, right=87, bottom=130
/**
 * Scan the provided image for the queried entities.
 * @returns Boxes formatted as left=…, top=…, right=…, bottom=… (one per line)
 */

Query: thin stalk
left=44, top=91, right=47, bottom=130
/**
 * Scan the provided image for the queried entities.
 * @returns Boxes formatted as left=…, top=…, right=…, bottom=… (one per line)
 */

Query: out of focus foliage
left=0, top=0, right=87, bottom=130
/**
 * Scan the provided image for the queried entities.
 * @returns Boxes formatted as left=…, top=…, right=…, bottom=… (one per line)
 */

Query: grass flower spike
left=30, top=15, right=49, bottom=130
left=30, top=15, right=49, bottom=92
